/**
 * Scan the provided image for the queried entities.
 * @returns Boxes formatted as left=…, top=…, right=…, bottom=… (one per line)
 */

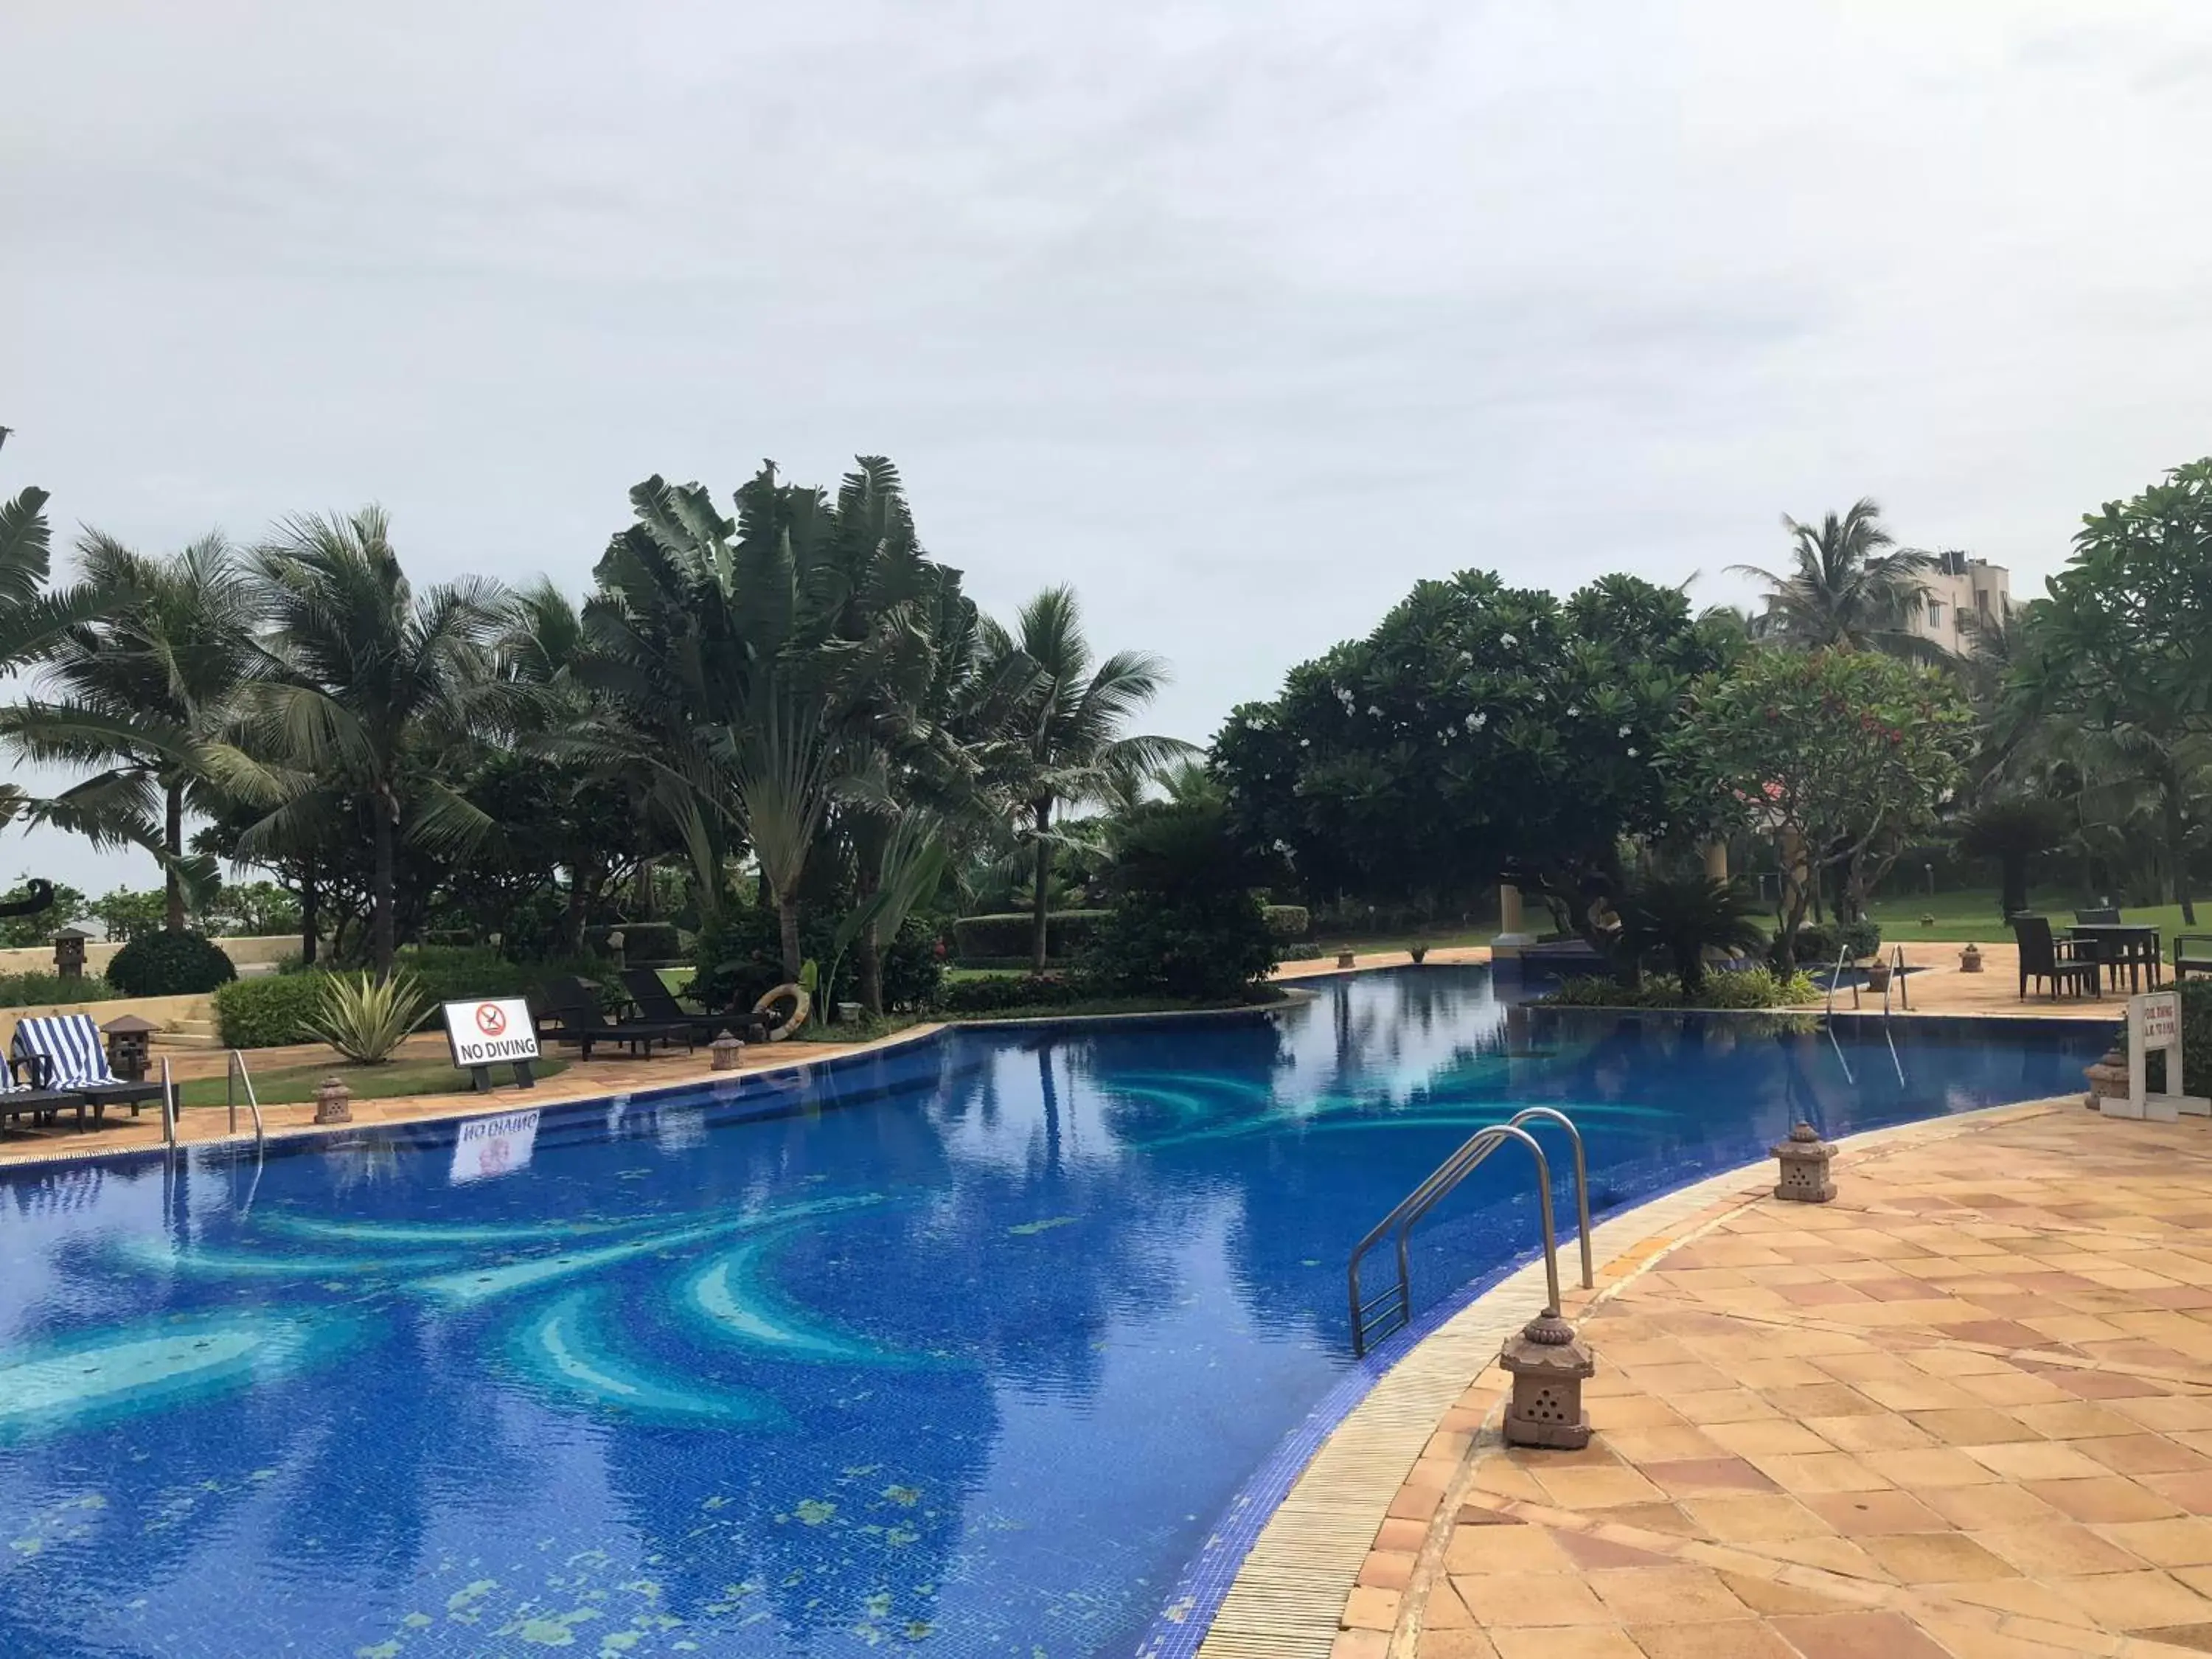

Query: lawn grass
left=176, top=1055, right=569, bottom=1110
left=1863, top=887, right=2212, bottom=950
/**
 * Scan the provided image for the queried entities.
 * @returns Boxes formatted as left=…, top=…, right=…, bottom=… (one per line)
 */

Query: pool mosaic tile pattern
left=0, top=969, right=2107, bottom=1656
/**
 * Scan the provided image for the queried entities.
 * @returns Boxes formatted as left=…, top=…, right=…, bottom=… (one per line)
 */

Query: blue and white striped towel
left=13, top=1014, right=121, bottom=1089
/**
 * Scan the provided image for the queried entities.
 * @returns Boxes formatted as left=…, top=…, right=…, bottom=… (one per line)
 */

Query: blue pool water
left=0, top=968, right=2105, bottom=1658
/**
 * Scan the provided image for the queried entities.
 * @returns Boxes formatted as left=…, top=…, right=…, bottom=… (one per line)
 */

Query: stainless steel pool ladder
left=226, top=1049, right=265, bottom=1150
left=1346, top=1107, right=1595, bottom=1359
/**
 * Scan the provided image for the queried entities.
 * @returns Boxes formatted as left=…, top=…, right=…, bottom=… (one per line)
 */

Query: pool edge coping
left=1166, top=1093, right=2084, bottom=1659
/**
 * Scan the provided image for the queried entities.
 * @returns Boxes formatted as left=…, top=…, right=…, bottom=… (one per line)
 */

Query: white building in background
left=1908, top=551, right=2009, bottom=648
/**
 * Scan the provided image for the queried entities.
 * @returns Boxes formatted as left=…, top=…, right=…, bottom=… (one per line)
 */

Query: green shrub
left=950, top=910, right=1110, bottom=963
left=1079, top=799, right=1281, bottom=1001
left=880, top=917, right=945, bottom=1011
left=686, top=908, right=791, bottom=1012
left=940, top=973, right=1086, bottom=1015
left=394, top=945, right=599, bottom=1009
left=585, top=921, right=684, bottom=962
left=1780, top=918, right=1881, bottom=967
left=105, top=932, right=237, bottom=996
left=215, top=973, right=330, bottom=1047
left=1262, top=904, right=1311, bottom=940
left=0, top=972, right=114, bottom=1008
left=304, top=971, right=431, bottom=1063
left=1543, top=967, right=1818, bottom=1010
left=2120, top=980, right=2212, bottom=1097
left=1281, top=942, right=1324, bottom=961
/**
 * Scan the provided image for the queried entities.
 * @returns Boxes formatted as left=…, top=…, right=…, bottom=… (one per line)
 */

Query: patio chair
left=2012, top=917, right=2099, bottom=1002
left=0, top=1057, right=91, bottom=1133
left=2073, top=907, right=2122, bottom=925
left=616, top=967, right=772, bottom=1044
left=527, top=976, right=694, bottom=1060
left=2175, top=935, right=2212, bottom=983
left=10, top=1015, right=167, bottom=1122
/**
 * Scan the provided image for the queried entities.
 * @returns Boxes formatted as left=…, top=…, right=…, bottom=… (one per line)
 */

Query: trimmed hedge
left=215, top=949, right=605, bottom=1047
left=950, top=911, right=1110, bottom=962
left=0, top=972, right=115, bottom=1008
left=1262, top=904, right=1311, bottom=940
left=106, top=932, right=237, bottom=996
left=939, top=973, right=1087, bottom=1015
left=215, top=973, right=329, bottom=1048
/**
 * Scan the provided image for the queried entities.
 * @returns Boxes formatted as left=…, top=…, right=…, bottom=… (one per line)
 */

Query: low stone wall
left=0, top=992, right=215, bottom=1061
left=0, top=934, right=301, bottom=976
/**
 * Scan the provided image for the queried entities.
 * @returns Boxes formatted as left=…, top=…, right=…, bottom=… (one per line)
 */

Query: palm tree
left=234, top=508, right=512, bottom=971
left=0, top=488, right=148, bottom=831
left=1732, top=499, right=1939, bottom=660
left=4, top=532, right=263, bottom=931
left=1616, top=874, right=1768, bottom=994
left=985, top=586, right=1190, bottom=973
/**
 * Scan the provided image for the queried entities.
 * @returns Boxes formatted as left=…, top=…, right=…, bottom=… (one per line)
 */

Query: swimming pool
left=0, top=967, right=2105, bottom=1658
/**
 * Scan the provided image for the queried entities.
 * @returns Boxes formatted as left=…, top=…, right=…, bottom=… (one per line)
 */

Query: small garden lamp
left=52, top=925, right=88, bottom=980
left=1499, top=1307, right=1596, bottom=1450
left=102, top=1013, right=159, bottom=1082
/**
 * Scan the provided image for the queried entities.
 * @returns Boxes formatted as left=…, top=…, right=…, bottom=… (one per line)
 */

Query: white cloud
left=4, top=0, right=2210, bottom=888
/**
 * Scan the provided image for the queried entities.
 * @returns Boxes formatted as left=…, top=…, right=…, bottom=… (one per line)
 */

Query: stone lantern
left=101, top=1013, right=159, bottom=1082
left=710, top=1032, right=745, bottom=1072
left=314, top=1075, right=353, bottom=1125
left=606, top=929, right=627, bottom=971
left=1772, top=1121, right=1836, bottom=1203
left=1499, top=1308, right=1596, bottom=1450
left=52, top=925, right=88, bottom=981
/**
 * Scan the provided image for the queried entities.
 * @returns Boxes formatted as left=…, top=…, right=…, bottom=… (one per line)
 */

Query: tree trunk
left=370, top=794, right=397, bottom=974
left=164, top=780, right=187, bottom=933
left=635, top=858, right=655, bottom=920
left=2166, top=793, right=2198, bottom=926
left=299, top=858, right=319, bottom=966
left=777, top=892, right=803, bottom=981
left=858, top=932, right=884, bottom=1018
left=1030, top=800, right=1052, bottom=975
left=565, top=862, right=593, bottom=954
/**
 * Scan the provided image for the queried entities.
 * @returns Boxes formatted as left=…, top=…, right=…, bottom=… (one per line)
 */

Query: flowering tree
left=1665, top=649, right=1974, bottom=966
left=1212, top=571, right=1738, bottom=937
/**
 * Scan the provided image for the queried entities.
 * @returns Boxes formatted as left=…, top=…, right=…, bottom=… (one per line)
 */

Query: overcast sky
left=6, top=0, right=2212, bottom=898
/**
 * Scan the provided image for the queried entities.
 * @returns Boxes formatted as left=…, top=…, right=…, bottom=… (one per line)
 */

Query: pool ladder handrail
left=226, top=1048, right=265, bottom=1150
left=1347, top=1107, right=1595, bottom=1359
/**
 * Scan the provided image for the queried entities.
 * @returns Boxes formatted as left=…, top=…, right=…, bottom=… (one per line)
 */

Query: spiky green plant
left=303, top=970, right=431, bottom=1064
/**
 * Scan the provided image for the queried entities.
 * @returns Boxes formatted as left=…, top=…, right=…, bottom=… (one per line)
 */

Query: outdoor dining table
left=2068, top=922, right=2163, bottom=994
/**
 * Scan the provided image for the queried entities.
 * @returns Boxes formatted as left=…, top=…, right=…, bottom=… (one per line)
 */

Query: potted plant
left=1408, top=939, right=1430, bottom=964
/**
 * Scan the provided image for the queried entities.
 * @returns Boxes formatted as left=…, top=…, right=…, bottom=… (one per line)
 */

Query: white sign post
left=2111, top=990, right=2209, bottom=1121
left=440, top=996, right=541, bottom=1093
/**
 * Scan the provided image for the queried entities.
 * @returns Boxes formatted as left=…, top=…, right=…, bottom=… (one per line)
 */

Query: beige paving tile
left=1854, top=1531, right=2020, bottom=1583
left=1486, top=1630, right=1644, bottom=1659
left=1445, top=1525, right=1573, bottom=1575
left=1453, top=1575, right=1611, bottom=1627
left=1627, top=1624, right=1798, bottom=1659
left=2096, top=1517, right=2212, bottom=1566
left=1582, top=1568, right=1747, bottom=1625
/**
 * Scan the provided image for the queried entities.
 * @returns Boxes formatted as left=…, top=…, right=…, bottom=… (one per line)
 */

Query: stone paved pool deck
left=1265, top=1098, right=2212, bottom=1659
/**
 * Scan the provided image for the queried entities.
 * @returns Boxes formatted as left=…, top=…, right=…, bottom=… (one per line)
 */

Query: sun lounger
left=527, top=976, right=694, bottom=1060
left=616, top=967, right=772, bottom=1044
left=10, top=1014, right=166, bottom=1121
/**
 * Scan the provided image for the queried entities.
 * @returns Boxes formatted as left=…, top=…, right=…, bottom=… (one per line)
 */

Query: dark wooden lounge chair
left=528, top=975, right=694, bottom=1060
left=1, top=1056, right=90, bottom=1133
left=11, top=1014, right=165, bottom=1121
left=616, top=968, right=771, bottom=1044
left=2013, top=917, right=2099, bottom=1001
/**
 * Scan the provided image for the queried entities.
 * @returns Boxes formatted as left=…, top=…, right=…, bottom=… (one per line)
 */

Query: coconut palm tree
left=232, top=507, right=512, bottom=971
left=1732, top=499, right=1939, bottom=661
left=2, top=532, right=264, bottom=931
left=985, top=585, right=1192, bottom=973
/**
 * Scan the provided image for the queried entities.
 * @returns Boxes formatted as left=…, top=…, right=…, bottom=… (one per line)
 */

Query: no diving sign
left=441, top=997, right=540, bottom=1091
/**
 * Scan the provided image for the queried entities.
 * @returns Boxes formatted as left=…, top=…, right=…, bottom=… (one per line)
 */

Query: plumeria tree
left=1214, top=571, right=1739, bottom=943
left=1666, top=648, right=1975, bottom=966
